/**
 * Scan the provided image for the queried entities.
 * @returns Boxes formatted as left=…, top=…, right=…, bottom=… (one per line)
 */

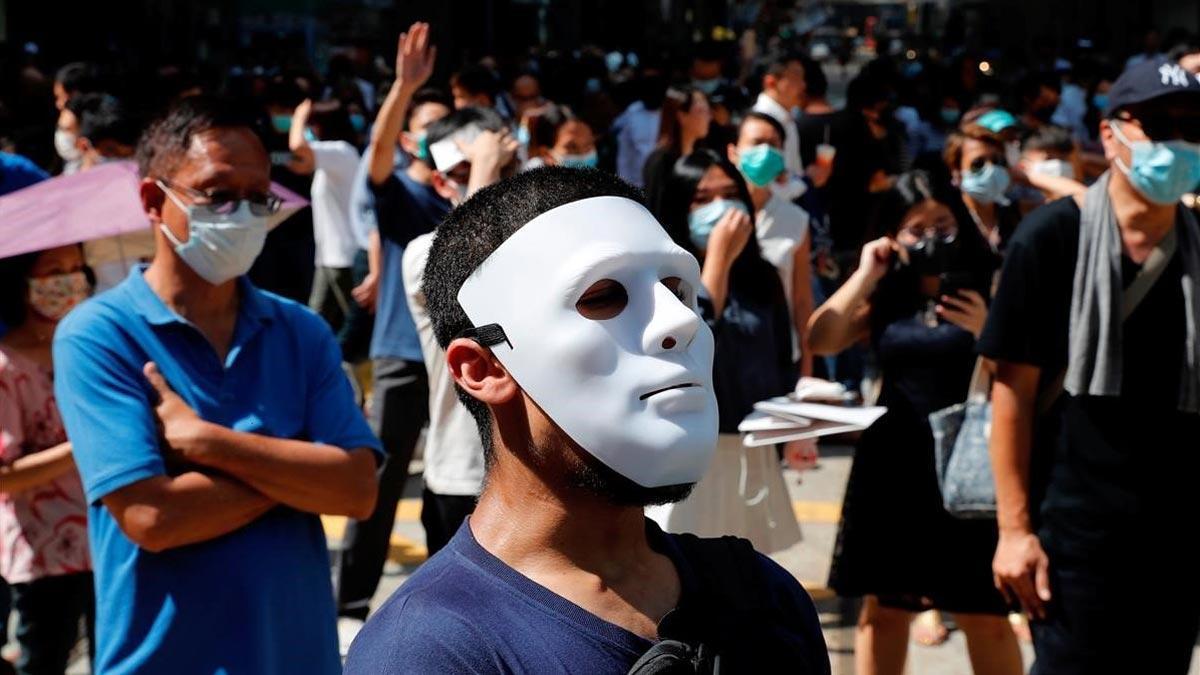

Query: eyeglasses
left=1115, top=112, right=1200, bottom=144
left=967, top=154, right=1006, bottom=174
left=157, top=179, right=282, bottom=217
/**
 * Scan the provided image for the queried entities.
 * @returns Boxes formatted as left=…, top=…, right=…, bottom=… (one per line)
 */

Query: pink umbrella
left=0, top=160, right=308, bottom=259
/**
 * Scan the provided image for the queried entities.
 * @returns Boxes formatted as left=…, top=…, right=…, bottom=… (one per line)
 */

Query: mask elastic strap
left=155, top=180, right=191, bottom=248
left=458, top=323, right=513, bottom=350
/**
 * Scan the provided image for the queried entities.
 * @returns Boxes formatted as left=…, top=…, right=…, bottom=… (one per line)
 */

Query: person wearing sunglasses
left=51, top=95, right=382, bottom=674
left=983, top=59, right=1200, bottom=674
left=944, top=124, right=1022, bottom=254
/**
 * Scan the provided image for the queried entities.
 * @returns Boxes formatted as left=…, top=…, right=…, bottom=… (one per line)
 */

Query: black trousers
left=1030, top=539, right=1200, bottom=675
left=335, top=358, right=428, bottom=620
left=10, top=572, right=95, bottom=675
left=420, top=488, right=477, bottom=557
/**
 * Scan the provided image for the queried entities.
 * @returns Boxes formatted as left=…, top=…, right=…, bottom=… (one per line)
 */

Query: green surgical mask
left=738, top=144, right=785, bottom=187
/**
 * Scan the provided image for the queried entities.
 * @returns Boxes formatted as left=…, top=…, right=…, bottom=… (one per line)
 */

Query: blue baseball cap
left=1105, top=59, right=1200, bottom=117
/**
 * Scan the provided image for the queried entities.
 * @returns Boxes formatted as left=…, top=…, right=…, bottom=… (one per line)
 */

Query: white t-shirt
left=613, top=102, right=661, bottom=188
left=402, top=233, right=487, bottom=496
left=310, top=140, right=363, bottom=269
left=756, top=194, right=810, bottom=360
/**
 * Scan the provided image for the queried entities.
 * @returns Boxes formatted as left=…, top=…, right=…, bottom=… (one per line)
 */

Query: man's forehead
left=176, top=128, right=269, bottom=187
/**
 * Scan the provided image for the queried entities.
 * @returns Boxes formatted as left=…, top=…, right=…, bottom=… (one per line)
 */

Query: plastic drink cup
left=816, top=143, right=836, bottom=169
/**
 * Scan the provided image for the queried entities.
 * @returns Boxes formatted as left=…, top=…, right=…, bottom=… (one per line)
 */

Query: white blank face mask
left=55, top=128, right=82, bottom=162
left=1028, top=158, right=1076, bottom=180
left=457, top=196, right=719, bottom=488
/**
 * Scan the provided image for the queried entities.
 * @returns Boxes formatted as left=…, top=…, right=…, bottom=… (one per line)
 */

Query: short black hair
left=135, top=95, right=255, bottom=179
left=423, top=167, right=644, bottom=460
left=424, top=106, right=507, bottom=171
left=68, top=93, right=140, bottom=148
left=761, top=52, right=805, bottom=81
left=451, top=65, right=501, bottom=102
left=800, top=55, right=828, bottom=99
left=1022, top=124, right=1074, bottom=154
left=405, top=87, right=453, bottom=128
left=738, top=110, right=787, bottom=146
left=55, top=61, right=101, bottom=93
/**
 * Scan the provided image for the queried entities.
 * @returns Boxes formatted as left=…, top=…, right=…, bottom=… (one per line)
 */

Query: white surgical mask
left=55, top=129, right=81, bottom=162
left=457, top=196, right=719, bottom=488
left=1028, top=158, right=1076, bottom=180
left=157, top=181, right=269, bottom=285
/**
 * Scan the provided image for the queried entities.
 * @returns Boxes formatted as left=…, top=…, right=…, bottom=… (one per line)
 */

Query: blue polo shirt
left=53, top=267, right=382, bottom=675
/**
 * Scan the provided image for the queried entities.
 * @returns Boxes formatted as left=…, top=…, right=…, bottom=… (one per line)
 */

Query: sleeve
left=977, top=232, right=1051, bottom=367
left=310, top=141, right=362, bottom=186
left=300, top=313, right=384, bottom=461
left=401, top=235, right=432, bottom=319
left=52, top=333, right=165, bottom=504
left=368, top=174, right=423, bottom=247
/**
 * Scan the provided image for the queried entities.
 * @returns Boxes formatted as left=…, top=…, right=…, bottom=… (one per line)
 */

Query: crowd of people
left=1, top=14, right=1199, bottom=675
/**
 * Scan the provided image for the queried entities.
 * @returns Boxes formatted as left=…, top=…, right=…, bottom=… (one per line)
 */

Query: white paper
left=742, top=421, right=864, bottom=446
left=753, top=397, right=887, bottom=428
left=737, top=410, right=811, bottom=433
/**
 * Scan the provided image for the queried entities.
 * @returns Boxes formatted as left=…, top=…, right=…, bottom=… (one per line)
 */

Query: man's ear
left=139, top=177, right=166, bottom=225
left=446, top=337, right=519, bottom=406
left=726, top=143, right=739, bottom=167
left=398, top=131, right=419, bottom=157
left=1098, top=119, right=1119, bottom=162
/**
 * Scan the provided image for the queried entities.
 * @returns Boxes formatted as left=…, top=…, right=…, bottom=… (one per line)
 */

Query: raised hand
left=395, top=22, right=437, bottom=93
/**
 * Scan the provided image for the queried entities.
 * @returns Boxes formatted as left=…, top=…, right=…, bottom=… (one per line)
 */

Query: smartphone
left=938, top=272, right=973, bottom=299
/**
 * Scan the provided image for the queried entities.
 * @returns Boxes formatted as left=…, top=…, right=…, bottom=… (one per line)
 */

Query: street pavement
left=46, top=441, right=1200, bottom=673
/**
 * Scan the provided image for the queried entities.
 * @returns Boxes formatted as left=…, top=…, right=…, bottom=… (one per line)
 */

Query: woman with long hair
left=642, top=86, right=712, bottom=218
left=810, top=171, right=1020, bottom=675
left=645, top=149, right=803, bottom=554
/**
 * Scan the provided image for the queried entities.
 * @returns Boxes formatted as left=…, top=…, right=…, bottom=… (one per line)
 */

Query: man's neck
left=143, top=257, right=239, bottom=324
left=1108, top=170, right=1177, bottom=258
left=470, top=459, right=655, bottom=579
left=407, top=159, right=434, bottom=185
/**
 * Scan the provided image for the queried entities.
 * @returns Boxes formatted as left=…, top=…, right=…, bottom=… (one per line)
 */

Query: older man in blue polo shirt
left=52, top=95, right=381, bottom=674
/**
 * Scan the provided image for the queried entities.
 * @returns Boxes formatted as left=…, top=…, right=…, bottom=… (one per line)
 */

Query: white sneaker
left=338, top=617, right=366, bottom=658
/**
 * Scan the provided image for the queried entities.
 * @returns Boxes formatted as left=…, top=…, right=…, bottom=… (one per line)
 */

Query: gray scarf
left=1066, top=171, right=1200, bottom=413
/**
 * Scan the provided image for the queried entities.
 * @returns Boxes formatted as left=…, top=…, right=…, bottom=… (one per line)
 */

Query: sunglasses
left=967, top=154, right=1006, bottom=174
left=158, top=179, right=282, bottom=217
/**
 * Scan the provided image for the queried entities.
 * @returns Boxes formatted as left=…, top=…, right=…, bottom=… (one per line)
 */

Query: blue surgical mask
left=688, top=198, right=749, bottom=251
left=515, top=125, right=531, bottom=147
left=960, top=162, right=1011, bottom=205
left=271, top=114, right=292, bottom=134
left=1091, top=93, right=1109, bottom=113
left=738, top=144, right=785, bottom=187
left=940, top=107, right=961, bottom=125
left=1111, top=121, right=1200, bottom=205
left=157, top=181, right=270, bottom=285
left=350, top=113, right=367, bottom=133
left=304, top=127, right=317, bottom=143
left=557, top=150, right=598, bottom=169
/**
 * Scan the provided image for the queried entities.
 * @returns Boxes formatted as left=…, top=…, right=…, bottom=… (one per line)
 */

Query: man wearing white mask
left=348, top=165, right=830, bottom=667
left=345, top=167, right=829, bottom=674
left=984, top=59, right=1200, bottom=674
left=52, top=95, right=382, bottom=674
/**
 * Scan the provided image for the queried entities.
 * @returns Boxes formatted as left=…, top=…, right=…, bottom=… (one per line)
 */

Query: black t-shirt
left=978, top=197, right=1200, bottom=560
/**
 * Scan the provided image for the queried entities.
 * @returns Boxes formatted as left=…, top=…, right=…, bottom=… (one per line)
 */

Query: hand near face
left=857, top=236, right=899, bottom=284
left=395, top=22, right=437, bottom=93
left=458, top=129, right=519, bottom=172
left=705, top=206, right=753, bottom=267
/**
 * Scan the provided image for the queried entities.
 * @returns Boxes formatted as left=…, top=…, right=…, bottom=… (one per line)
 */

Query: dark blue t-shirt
left=369, top=171, right=450, bottom=361
left=345, top=518, right=829, bottom=674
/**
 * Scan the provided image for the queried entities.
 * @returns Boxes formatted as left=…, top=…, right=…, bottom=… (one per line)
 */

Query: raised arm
left=287, top=98, right=316, bottom=175
left=368, top=22, right=436, bottom=186
left=807, top=237, right=895, bottom=356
